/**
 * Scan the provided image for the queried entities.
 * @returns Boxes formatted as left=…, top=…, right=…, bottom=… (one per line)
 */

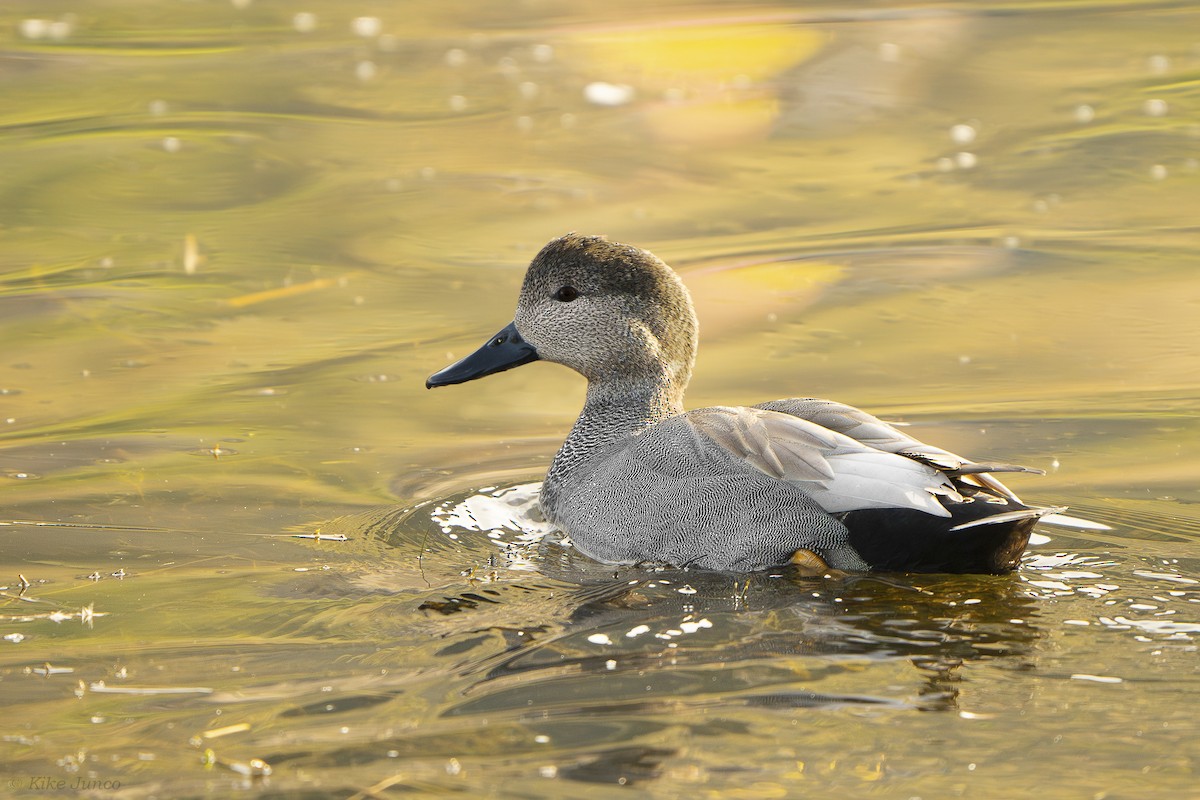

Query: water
left=2, top=1, right=1198, bottom=796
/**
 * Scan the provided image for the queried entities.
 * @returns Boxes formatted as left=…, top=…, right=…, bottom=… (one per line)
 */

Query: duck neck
left=541, top=373, right=685, bottom=515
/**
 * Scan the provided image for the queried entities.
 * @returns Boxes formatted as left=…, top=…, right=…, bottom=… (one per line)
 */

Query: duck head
left=427, top=233, right=698, bottom=393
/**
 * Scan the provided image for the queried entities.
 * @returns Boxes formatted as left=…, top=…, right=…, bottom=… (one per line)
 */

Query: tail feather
left=949, top=505, right=1067, bottom=532
left=1038, top=512, right=1113, bottom=531
left=950, top=462, right=1045, bottom=477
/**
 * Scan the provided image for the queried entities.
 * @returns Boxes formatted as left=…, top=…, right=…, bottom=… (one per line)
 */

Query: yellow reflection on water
left=1, top=1, right=1199, bottom=796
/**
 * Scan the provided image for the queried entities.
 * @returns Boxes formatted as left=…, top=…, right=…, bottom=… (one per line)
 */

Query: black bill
left=426, top=321, right=539, bottom=388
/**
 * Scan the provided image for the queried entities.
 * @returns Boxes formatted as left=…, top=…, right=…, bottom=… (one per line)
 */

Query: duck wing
left=687, top=406, right=960, bottom=517
left=755, top=398, right=1035, bottom=492
left=754, top=398, right=1110, bottom=531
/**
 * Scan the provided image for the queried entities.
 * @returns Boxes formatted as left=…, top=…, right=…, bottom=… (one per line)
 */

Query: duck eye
left=554, top=286, right=579, bottom=302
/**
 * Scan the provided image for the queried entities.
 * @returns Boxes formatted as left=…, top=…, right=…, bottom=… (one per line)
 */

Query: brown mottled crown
left=522, top=233, right=697, bottom=347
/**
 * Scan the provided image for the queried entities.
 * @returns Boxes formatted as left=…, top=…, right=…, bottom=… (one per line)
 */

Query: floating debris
left=227, top=277, right=339, bottom=309
left=203, top=748, right=273, bottom=777
left=2, top=605, right=107, bottom=625
left=1071, top=673, right=1123, bottom=684
left=29, top=663, right=75, bottom=677
left=201, top=723, right=251, bottom=740
left=90, top=682, right=213, bottom=695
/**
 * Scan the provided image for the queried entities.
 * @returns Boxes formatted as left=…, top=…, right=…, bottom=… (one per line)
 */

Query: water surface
left=2, top=1, right=1198, bottom=797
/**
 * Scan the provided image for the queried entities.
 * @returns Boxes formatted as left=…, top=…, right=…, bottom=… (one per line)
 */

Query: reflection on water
left=208, top=488, right=1050, bottom=792
left=2, top=0, right=1199, bottom=796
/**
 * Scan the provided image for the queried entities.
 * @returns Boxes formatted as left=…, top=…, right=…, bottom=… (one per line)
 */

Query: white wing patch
left=690, top=407, right=957, bottom=518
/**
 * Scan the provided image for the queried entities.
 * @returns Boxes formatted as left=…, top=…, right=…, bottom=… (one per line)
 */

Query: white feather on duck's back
left=427, top=233, right=1110, bottom=574
left=688, top=406, right=959, bottom=516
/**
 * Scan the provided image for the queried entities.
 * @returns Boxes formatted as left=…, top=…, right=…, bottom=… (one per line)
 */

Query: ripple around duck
left=246, top=480, right=1199, bottom=793
left=247, top=545, right=1050, bottom=791
left=332, top=483, right=1048, bottom=674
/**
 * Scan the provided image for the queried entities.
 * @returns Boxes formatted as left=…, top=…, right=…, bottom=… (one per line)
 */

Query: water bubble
left=1143, top=98, right=1168, bottom=117
left=955, top=151, right=978, bottom=169
left=351, top=16, right=381, bottom=38
left=497, top=56, right=519, bottom=77
left=148, top=100, right=169, bottom=116
left=1150, top=164, right=1167, bottom=180
left=292, top=12, right=317, bottom=33
left=518, top=81, right=539, bottom=100
left=1147, top=54, right=1170, bottom=74
left=1073, top=104, right=1095, bottom=123
left=515, top=115, right=533, bottom=133
left=448, top=94, right=467, bottom=112
left=355, top=61, right=377, bottom=81
left=935, top=157, right=954, bottom=172
left=19, top=19, right=49, bottom=39
left=878, top=42, right=901, bottom=62
left=584, top=81, right=635, bottom=106
left=444, top=48, right=467, bottom=67
left=47, top=20, right=73, bottom=40
left=162, top=136, right=182, bottom=153
left=560, top=113, right=576, bottom=129
left=531, top=43, right=554, bottom=63
left=950, top=123, right=976, bottom=144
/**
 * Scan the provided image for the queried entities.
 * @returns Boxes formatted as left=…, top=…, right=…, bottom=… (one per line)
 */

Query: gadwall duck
left=428, top=234, right=1102, bottom=573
